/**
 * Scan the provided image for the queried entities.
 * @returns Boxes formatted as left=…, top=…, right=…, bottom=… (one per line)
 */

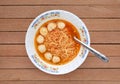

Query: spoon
left=74, top=36, right=109, bottom=62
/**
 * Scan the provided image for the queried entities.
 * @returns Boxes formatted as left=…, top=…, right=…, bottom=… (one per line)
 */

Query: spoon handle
left=74, top=37, right=109, bottom=62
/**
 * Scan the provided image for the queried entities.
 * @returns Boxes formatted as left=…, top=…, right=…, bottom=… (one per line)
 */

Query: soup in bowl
left=34, top=19, right=80, bottom=65
left=25, top=10, right=90, bottom=75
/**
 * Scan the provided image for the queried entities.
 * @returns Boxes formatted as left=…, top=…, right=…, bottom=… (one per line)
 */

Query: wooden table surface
left=0, top=0, right=120, bottom=84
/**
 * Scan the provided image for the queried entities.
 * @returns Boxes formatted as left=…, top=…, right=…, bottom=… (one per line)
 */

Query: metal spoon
left=74, top=36, right=109, bottom=62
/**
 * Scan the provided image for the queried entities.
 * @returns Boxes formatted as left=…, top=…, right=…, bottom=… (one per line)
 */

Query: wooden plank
left=90, top=32, right=120, bottom=43
left=0, top=57, right=119, bottom=69
left=0, top=19, right=32, bottom=31
left=81, top=57, right=120, bottom=68
left=0, top=44, right=119, bottom=57
left=0, top=32, right=25, bottom=44
left=0, top=19, right=120, bottom=31
left=0, top=32, right=120, bottom=44
left=0, top=57, right=34, bottom=68
left=0, top=6, right=120, bottom=18
left=0, top=69, right=119, bottom=80
left=0, top=80, right=120, bottom=84
left=83, top=19, right=120, bottom=31
left=0, top=45, right=26, bottom=56
left=0, top=0, right=120, bottom=5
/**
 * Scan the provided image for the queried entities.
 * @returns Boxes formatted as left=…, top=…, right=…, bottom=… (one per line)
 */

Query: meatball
left=52, top=56, right=61, bottom=63
left=47, top=22, right=57, bottom=31
left=44, top=52, right=52, bottom=61
left=40, top=27, right=48, bottom=36
left=57, top=21, right=65, bottom=29
left=36, top=35, right=44, bottom=43
left=38, top=44, right=46, bottom=53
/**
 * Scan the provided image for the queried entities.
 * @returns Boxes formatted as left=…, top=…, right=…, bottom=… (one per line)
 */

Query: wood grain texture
left=0, top=80, right=120, bottom=84
left=0, top=19, right=31, bottom=31
left=0, top=45, right=119, bottom=57
left=0, top=57, right=119, bottom=69
left=0, top=69, right=119, bottom=80
left=0, top=45, right=26, bottom=56
left=0, top=32, right=25, bottom=44
left=0, top=0, right=120, bottom=5
left=0, top=19, right=120, bottom=31
left=0, top=32, right=119, bottom=44
left=0, top=0, right=120, bottom=83
left=0, top=6, right=120, bottom=18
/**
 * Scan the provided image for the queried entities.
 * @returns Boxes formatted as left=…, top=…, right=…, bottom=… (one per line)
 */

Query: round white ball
left=38, top=44, right=46, bottom=53
left=47, top=22, right=56, bottom=31
left=44, top=52, right=52, bottom=61
left=40, top=27, right=48, bottom=36
left=36, top=35, right=44, bottom=43
left=57, top=21, right=65, bottom=29
left=52, top=56, right=61, bottom=63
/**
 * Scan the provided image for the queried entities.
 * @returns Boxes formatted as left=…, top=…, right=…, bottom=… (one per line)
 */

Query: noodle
left=34, top=19, right=80, bottom=65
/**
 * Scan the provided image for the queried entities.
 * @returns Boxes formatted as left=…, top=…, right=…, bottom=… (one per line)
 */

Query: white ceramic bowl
left=25, top=10, right=90, bottom=75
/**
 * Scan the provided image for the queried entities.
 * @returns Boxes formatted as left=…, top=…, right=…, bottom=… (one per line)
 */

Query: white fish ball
left=38, top=44, right=46, bottom=53
left=40, top=27, right=48, bottom=36
left=52, top=56, right=61, bottom=63
left=57, top=21, right=65, bottom=29
left=44, top=52, right=52, bottom=61
left=47, top=22, right=56, bottom=31
left=36, top=35, right=44, bottom=43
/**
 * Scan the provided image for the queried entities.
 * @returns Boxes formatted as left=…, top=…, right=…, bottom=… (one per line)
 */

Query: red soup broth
left=34, top=19, right=81, bottom=65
